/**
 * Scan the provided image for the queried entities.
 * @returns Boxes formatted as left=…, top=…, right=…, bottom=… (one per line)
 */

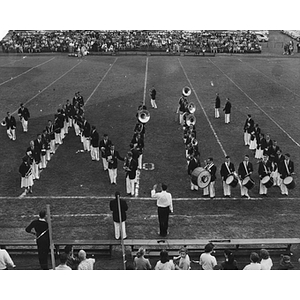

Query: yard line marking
left=0, top=57, right=26, bottom=67
left=85, top=58, right=118, bottom=105
left=10, top=60, right=82, bottom=115
left=0, top=57, right=55, bottom=87
left=178, top=58, right=227, bottom=157
left=208, top=58, right=300, bottom=148
left=135, top=57, right=149, bottom=197
left=3, top=195, right=299, bottom=201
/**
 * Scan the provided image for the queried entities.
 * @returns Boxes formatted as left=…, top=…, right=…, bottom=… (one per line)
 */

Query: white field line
left=85, top=58, right=118, bottom=105
left=135, top=57, right=149, bottom=197
left=0, top=57, right=55, bottom=87
left=11, top=60, right=83, bottom=115
left=0, top=56, right=27, bottom=67
left=178, top=58, right=227, bottom=157
left=208, top=58, right=300, bottom=148
left=4, top=195, right=299, bottom=201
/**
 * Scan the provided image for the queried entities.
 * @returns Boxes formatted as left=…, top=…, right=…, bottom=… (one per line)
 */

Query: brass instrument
left=182, top=86, right=192, bottom=97
left=1, top=118, right=6, bottom=127
left=123, top=157, right=131, bottom=172
left=137, top=109, right=150, bottom=123
left=186, top=114, right=196, bottom=126
left=187, top=102, right=196, bottom=114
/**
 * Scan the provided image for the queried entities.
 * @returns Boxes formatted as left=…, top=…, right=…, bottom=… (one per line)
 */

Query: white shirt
left=260, top=258, right=273, bottom=270
left=78, top=258, right=95, bottom=270
left=243, top=263, right=262, bottom=270
left=55, top=264, right=72, bottom=270
left=0, top=249, right=15, bottom=270
left=199, top=252, right=217, bottom=270
left=151, top=189, right=173, bottom=212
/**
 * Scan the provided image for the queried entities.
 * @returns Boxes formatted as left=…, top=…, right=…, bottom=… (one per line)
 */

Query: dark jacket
left=110, top=198, right=128, bottom=223
left=107, top=150, right=124, bottom=169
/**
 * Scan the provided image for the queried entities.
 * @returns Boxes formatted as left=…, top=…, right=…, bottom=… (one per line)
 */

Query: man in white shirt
left=0, top=246, right=16, bottom=270
left=192, top=243, right=217, bottom=270
left=55, top=253, right=72, bottom=270
left=243, top=252, right=262, bottom=270
left=77, top=250, right=95, bottom=270
left=151, top=183, right=173, bottom=237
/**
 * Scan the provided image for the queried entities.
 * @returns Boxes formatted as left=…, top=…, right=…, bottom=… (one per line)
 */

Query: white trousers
left=259, top=181, right=267, bottom=195
left=7, top=128, right=16, bottom=140
left=138, top=154, right=143, bottom=169
left=244, top=132, right=250, bottom=146
left=179, top=112, right=184, bottom=125
left=21, top=118, right=28, bottom=132
left=280, top=182, right=288, bottom=195
left=225, top=113, right=230, bottom=124
left=91, top=146, right=99, bottom=161
left=215, top=108, right=220, bottom=118
left=102, top=157, right=108, bottom=171
left=240, top=185, right=249, bottom=197
left=203, top=181, right=215, bottom=197
left=271, top=170, right=281, bottom=186
left=55, top=133, right=62, bottom=144
left=46, top=149, right=51, bottom=161
left=60, top=128, right=65, bottom=140
left=82, top=137, right=91, bottom=151
left=190, top=181, right=199, bottom=191
left=50, top=140, right=56, bottom=153
left=151, top=99, right=157, bottom=108
left=74, top=123, right=80, bottom=136
left=64, top=121, right=69, bottom=134
left=32, top=161, right=39, bottom=180
left=126, top=176, right=135, bottom=195
left=114, top=221, right=127, bottom=239
left=40, top=155, right=47, bottom=169
left=68, top=118, right=73, bottom=128
left=223, top=181, right=231, bottom=196
left=108, top=168, right=117, bottom=184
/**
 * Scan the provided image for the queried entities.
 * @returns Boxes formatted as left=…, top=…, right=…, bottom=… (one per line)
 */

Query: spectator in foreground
left=0, top=245, right=16, bottom=270
left=173, top=247, right=191, bottom=270
left=278, top=255, right=294, bottom=270
left=133, top=247, right=152, bottom=270
left=154, top=250, right=175, bottom=270
left=55, top=253, right=72, bottom=270
left=192, top=242, right=217, bottom=270
left=64, top=245, right=79, bottom=270
left=243, top=252, right=262, bottom=270
left=77, top=250, right=95, bottom=270
left=259, top=249, right=273, bottom=270
left=220, top=249, right=238, bottom=270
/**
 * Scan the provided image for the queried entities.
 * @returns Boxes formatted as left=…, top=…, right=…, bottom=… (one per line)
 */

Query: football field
left=0, top=51, right=300, bottom=247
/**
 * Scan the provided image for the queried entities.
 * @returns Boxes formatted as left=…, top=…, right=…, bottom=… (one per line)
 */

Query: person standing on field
left=18, top=103, right=30, bottom=132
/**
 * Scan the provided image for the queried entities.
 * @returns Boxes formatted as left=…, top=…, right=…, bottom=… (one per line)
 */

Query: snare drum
left=225, top=175, right=238, bottom=188
left=242, top=176, right=255, bottom=190
left=283, top=176, right=295, bottom=189
left=261, top=176, right=274, bottom=188
left=191, top=167, right=211, bottom=189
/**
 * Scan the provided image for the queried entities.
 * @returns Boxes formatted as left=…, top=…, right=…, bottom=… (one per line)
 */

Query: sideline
left=208, top=58, right=300, bottom=148
left=0, top=57, right=55, bottom=87
left=178, top=58, right=227, bottom=157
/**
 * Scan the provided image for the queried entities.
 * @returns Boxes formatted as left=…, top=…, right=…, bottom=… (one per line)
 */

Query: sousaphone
left=138, top=109, right=150, bottom=123
left=182, top=86, right=192, bottom=97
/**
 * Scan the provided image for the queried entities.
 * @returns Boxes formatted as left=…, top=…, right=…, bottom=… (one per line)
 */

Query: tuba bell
left=188, top=102, right=196, bottom=114
left=182, top=86, right=191, bottom=97
left=186, top=114, right=196, bottom=126
left=138, top=109, right=150, bottom=123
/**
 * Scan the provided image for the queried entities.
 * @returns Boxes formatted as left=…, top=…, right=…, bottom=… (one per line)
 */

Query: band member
left=2, top=112, right=16, bottom=140
left=203, top=157, right=217, bottom=198
left=130, top=143, right=140, bottom=163
left=54, top=114, right=63, bottom=145
left=271, top=148, right=284, bottom=187
left=123, top=151, right=138, bottom=196
left=214, top=93, right=220, bottom=119
left=278, top=153, right=295, bottom=196
left=220, top=156, right=235, bottom=197
left=249, top=124, right=260, bottom=152
left=41, top=129, right=51, bottom=162
left=18, top=103, right=30, bottom=132
left=267, top=140, right=280, bottom=163
left=258, top=155, right=273, bottom=197
left=19, top=156, right=33, bottom=194
left=57, top=109, right=66, bottom=140
left=99, top=134, right=112, bottom=171
left=131, top=132, right=144, bottom=169
left=243, top=114, right=254, bottom=146
left=255, top=133, right=266, bottom=160
left=107, top=144, right=124, bottom=185
left=238, top=155, right=253, bottom=198
left=263, top=134, right=273, bottom=155
left=65, top=99, right=74, bottom=128
left=26, top=140, right=40, bottom=180
left=134, top=122, right=145, bottom=140
left=177, top=94, right=188, bottom=125
left=45, top=120, right=56, bottom=154
left=149, top=86, right=157, bottom=109
left=77, top=92, right=84, bottom=108
left=90, top=126, right=100, bottom=161
left=223, top=98, right=232, bottom=124
left=81, top=117, right=91, bottom=152
left=187, top=153, right=200, bottom=191
left=34, top=133, right=43, bottom=170
left=73, top=107, right=84, bottom=136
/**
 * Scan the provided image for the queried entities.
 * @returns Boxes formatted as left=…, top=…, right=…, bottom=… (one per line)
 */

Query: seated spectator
left=278, top=255, right=294, bottom=270
left=259, top=249, right=273, bottom=270
left=77, top=249, right=95, bottom=270
left=192, top=242, right=217, bottom=270
left=220, top=249, right=238, bottom=270
left=55, top=253, right=72, bottom=270
left=173, top=247, right=191, bottom=270
left=243, top=252, right=262, bottom=270
left=154, top=250, right=175, bottom=270
left=0, top=245, right=16, bottom=270
left=64, top=245, right=80, bottom=270
left=133, top=247, right=151, bottom=270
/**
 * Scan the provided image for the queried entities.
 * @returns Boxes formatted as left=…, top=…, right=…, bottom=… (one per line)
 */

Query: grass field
left=1, top=31, right=300, bottom=269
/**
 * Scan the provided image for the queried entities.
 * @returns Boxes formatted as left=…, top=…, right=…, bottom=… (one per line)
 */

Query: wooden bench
left=124, top=238, right=300, bottom=258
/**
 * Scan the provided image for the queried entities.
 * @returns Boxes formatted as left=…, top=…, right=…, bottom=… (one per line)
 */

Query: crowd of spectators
left=0, top=30, right=262, bottom=54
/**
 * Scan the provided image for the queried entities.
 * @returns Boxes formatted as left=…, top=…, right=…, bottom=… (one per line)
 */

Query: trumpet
left=182, top=86, right=191, bottom=97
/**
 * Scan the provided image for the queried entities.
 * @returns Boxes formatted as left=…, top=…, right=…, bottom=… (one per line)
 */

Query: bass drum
left=283, top=176, right=295, bottom=189
left=225, top=175, right=238, bottom=188
left=242, top=176, right=255, bottom=190
left=261, top=176, right=274, bottom=188
left=191, top=167, right=211, bottom=189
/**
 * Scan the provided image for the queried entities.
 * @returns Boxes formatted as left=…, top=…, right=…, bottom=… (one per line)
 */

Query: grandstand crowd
left=0, top=30, right=263, bottom=54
